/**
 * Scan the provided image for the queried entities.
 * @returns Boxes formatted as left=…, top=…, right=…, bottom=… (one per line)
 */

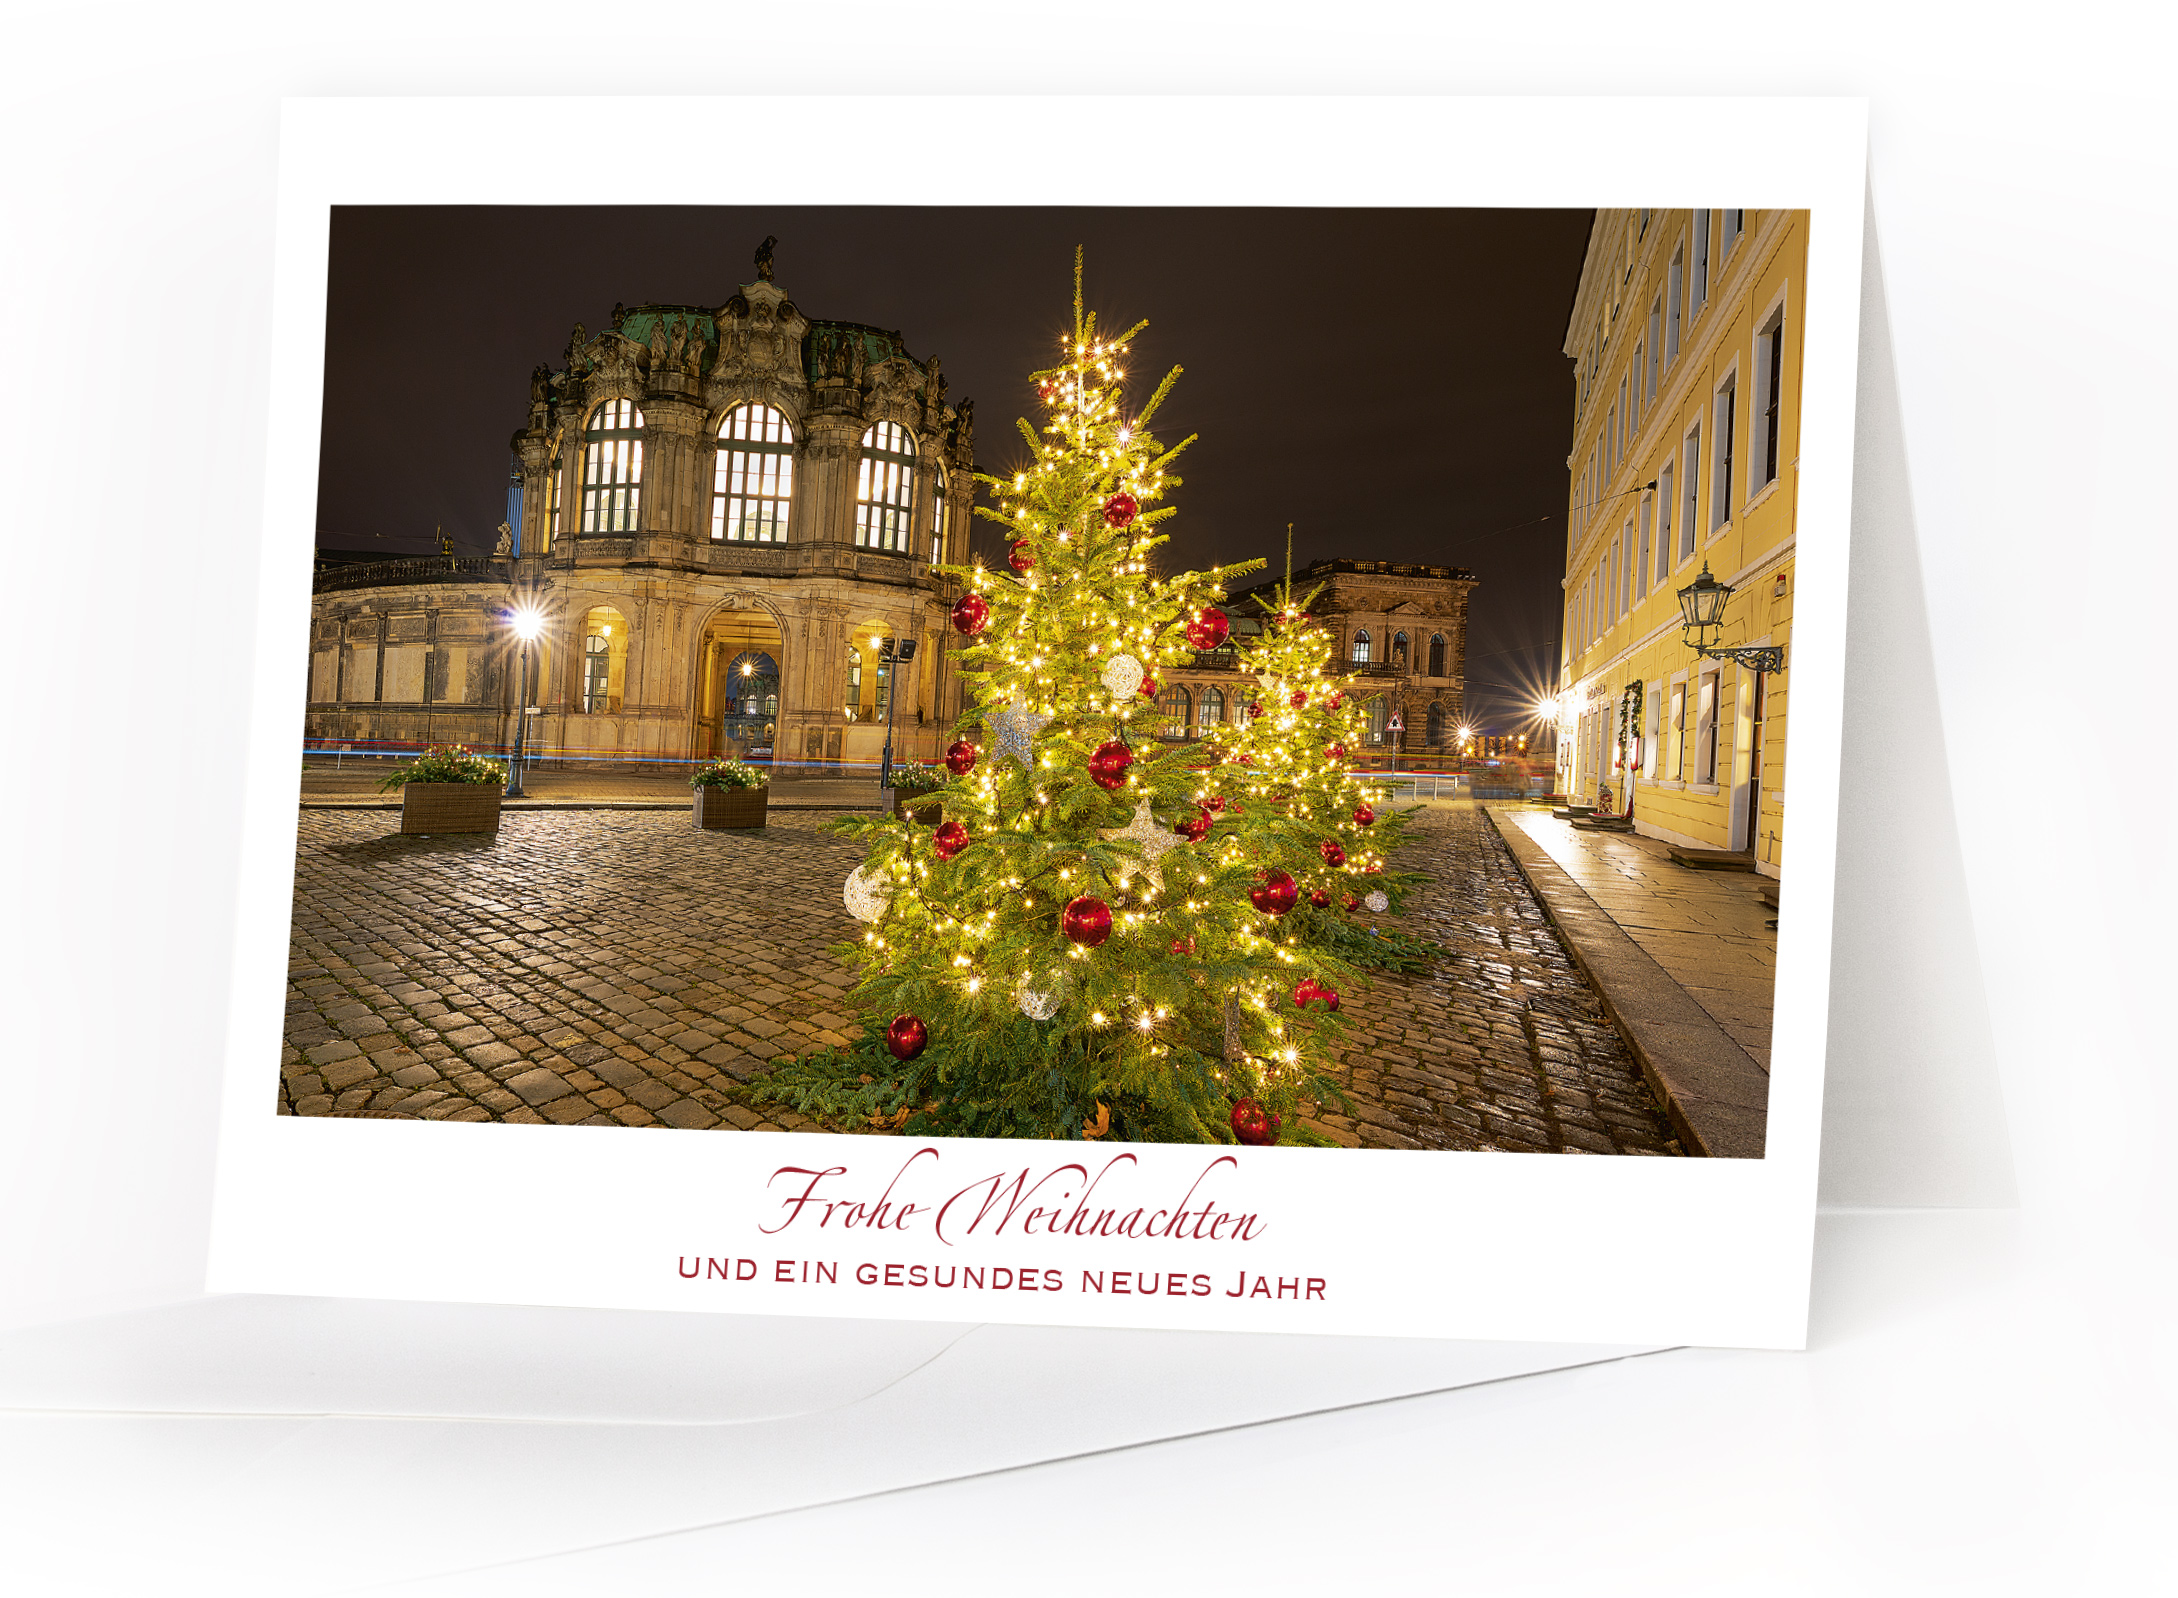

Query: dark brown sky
left=317, top=205, right=1591, bottom=727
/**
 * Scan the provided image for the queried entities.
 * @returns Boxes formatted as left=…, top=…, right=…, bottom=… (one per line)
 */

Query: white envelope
left=0, top=1295, right=1656, bottom=1594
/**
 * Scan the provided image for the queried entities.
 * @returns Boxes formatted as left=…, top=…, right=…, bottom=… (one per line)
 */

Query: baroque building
left=1152, top=559, right=1477, bottom=763
left=306, top=243, right=975, bottom=771
left=1556, top=207, right=1806, bottom=874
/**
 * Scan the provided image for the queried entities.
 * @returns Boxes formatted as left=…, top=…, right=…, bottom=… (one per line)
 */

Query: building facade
left=1556, top=207, right=1806, bottom=876
left=1148, top=559, right=1478, bottom=763
left=305, top=254, right=976, bottom=772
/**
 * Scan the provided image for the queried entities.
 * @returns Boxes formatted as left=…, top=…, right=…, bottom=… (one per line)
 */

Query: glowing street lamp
left=504, top=604, right=545, bottom=798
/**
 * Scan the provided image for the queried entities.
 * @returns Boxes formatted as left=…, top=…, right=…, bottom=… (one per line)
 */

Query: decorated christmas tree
left=750, top=255, right=1357, bottom=1145
left=1200, top=560, right=1432, bottom=973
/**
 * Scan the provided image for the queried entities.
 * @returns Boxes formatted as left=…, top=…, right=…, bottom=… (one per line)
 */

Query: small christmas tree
left=1202, top=564, right=1431, bottom=975
left=750, top=255, right=1354, bottom=1144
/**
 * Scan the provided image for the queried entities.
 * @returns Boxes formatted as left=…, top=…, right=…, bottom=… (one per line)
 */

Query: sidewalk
left=1484, top=803, right=1775, bottom=1158
left=299, top=761, right=887, bottom=811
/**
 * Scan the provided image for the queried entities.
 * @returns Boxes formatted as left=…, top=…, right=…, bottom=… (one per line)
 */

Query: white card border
left=209, top=95, right=1867, bottom=1350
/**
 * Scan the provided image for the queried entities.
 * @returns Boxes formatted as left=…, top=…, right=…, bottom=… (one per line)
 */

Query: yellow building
left=1555, top=207, right=1807, bottom=877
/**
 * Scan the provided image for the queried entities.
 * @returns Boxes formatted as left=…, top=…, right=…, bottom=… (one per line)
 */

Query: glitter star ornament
left=1098, top=652, right=1146, bottom=698
left=1101, top=797, right=1177, bottom=892
left=843, top=865, right=890, bottom=924
left=988, top=704, right=1054, bottom=766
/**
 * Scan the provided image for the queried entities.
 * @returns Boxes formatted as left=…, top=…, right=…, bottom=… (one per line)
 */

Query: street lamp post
left=875, top=635, right=918, bottom=790
left=504, top=605, right=544, bottom=798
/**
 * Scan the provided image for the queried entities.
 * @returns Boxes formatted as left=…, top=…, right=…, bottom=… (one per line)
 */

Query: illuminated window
left=580, top=399, right=642, bottom=533
left=855, top=422, right=918, bottom=552
left=583, top=635, right=610, bottom=713
left=1392, top=631, right=1408, bottom=669
left=930, top=466, right=947, bottom=564
left=844, top=647, right=863, bottom=721
left=1365, top=698, right=1388, bottom=745
left=1196, top=688, right=1225, bottom=731
left=1427, top=634, right=1446, bottom=677
left=1157, top=684, right=1192, bottom=739
left=712, top=404, right=794, bottom=543
left=1351, top=628, right=1372, bottom=664
left=543, top=458, right=561, bottom=552
left=579, top=606, right=627, bottom=713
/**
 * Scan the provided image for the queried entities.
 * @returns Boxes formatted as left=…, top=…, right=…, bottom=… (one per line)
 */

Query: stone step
left=1668, top=846, right=1758, bottom=872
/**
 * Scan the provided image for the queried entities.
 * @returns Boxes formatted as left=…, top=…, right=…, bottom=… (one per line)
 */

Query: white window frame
left=1636, top=494, right=1652, bottom=603
left=854, top=421, right=918, bottom=552
left=711, top=402, right=795, bottom=544
left=1691, top=210, right=1711, bottom=314
left=1748, top=283, right=1790, bottom=501
left=1679, top=423, right=1702, bottom=565
left=1655, top=461, right=1674, bottom=584
left=1665, top=246, right=1684, bottom=364
left=1710, top=364, right=1739, bottom=535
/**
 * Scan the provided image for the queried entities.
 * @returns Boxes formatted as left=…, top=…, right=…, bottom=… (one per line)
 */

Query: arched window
left=1426, top=702, right=1446, bottom=747
left=712, top=404, right=794, bottom=543
left=579, top=606, right=628, bottom=714
left=1392, top=631, right=1409, bottom=668
left=542, top=454, right=562, bottom=552
left=1427, top=633, right=1446, bottom=677
left=1196, top=687, right=1225, bottom=732
left=929, top=465, right=947, bottom=564
left=1351, top=628, right=1372, bottom=664
left=844, top=646, right=863, bottom=721
left=1157, top=684, right=1192, bottom=740
left=581, top=399, right=643, bottom=533
left=855, top=422, right=918, bottom=552
left=726, top=651, right=779, bottom=720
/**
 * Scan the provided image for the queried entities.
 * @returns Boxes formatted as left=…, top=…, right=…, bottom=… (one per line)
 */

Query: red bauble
left=1236, top=754, right=1255, bottom=765
left=1087, top=739, right=1135, bottom=791
left=1205, top=795, right=1227, bottom=812
left=1325, top=692, right=1344, bottom=711
left=1246, top=702, right=1264, bottom=720
left=1364, top=861, right=1382, bottom=874
left=1138, top=675, right=1159, bottom=701
left=1060, top=895, right=1113, bottom=947
left=1175, top=808, right=1211, bottom=843
left=1353, top=804, right=1376, bottom=826
left=1313, top=985, right=1342, bottom=1014
left=944, top=739, right=979, bottom=775
left=1343, top=894, right=1361, bottom=911
left=932, top=821, right=969, bottom=862
left=1294, top=978, right=1321, bottom=1009
left=950, top=592, right=990, bottom=635
left=1250, top=869, right=1299, bottom=917
left=1309, top=888, right=1331, bottom=908
left=1290, top=690, right=1308, bottom=709
left=885, top=1014, right=928, bottom=1061
left=1183, top=607, right=1231, bottom=650
left=1230, top=1097, right=1277, bottom=1147
left=1319, top=840, right=1347, bottom=868
left=1101, top=491, right=1139, bottom=528
left=1007, top=539, right=1036, bottom=574
left=1324, top=742, right=1347, bottom=761
left=1171, top=935, right=1197, bottom=956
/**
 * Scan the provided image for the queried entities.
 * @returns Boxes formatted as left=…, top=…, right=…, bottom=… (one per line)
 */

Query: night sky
left=316, top=206, right=1592, bottom=729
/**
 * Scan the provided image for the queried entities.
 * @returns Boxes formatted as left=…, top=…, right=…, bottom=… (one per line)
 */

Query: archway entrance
left=695, top=604, right=784, bottom=762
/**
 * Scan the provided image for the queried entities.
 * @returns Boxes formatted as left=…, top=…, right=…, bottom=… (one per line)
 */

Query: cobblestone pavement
left=280, top=803, right=1681, bottom=1154
left=1297, top=804, right=1683, bottom=1155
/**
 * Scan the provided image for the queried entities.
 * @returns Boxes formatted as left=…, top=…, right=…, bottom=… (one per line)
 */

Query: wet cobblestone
left=280, top=803, right=1680, bottom=1155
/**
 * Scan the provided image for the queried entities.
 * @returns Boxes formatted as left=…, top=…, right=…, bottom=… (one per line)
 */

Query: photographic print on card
left=215, top=100, right=1864, bottom=1345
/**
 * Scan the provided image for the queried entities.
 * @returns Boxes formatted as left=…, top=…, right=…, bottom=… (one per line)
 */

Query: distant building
left=1558, top=207, right=1804, bottom=875
left=304, top=249, right=974, bottom=770
left=1154, top=559, right=1477, bottom=763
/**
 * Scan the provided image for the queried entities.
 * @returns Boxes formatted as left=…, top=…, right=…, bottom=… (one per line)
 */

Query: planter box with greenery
left=885, top=761, right=945, bottom=824
left=692, top=760, right=769, bottom=830
left=380, top=746, right=507, bottom=835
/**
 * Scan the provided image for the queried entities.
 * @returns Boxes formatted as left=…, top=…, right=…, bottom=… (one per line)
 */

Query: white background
left=2, top=3, right=2172, bottom=1593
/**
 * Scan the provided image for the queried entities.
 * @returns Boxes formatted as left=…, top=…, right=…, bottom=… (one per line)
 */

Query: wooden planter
left=892, top=792, right=942, bottom=825
left=399, top=782, right=503, bottom=835
left=694, top=784, right=769, bottom=830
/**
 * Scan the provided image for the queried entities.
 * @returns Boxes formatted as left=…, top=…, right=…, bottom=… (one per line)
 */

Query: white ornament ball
left=1099, top=653, right=1146, bottom=699
left=1016, top=970, right=1064, bottom=1022
left=1364, top=889, right=1390, bottom=914
left=843, top=866, right=891, bottom=924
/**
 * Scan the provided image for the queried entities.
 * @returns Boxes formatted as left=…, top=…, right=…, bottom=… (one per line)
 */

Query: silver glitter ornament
left=1016, top=968, right=1067, bottom=1022
left=1364, top=889, right=1390, bottom=913
left=987, top=704, right=1054, bottom=767
left=1099, top=796, right=1176, bottom=894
